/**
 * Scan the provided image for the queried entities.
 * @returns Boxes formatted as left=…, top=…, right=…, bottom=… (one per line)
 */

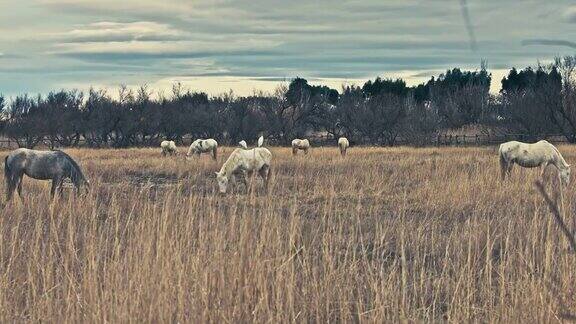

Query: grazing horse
left=338, top=137, right=349, bottom=156
left=215, top=136, right=271, bottom=194
left=160, top=140, right=178, bottom=156
left=4, top=148, right=89, bottom=200
left=187, top=139, right=218, bottom=160
left=291, top=139, right=310, bottom=155
left=499, top=140, right=571, bottom=185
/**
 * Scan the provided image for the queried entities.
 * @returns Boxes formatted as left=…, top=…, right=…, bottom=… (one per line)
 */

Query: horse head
left=72, top=173, right=90, bottom=195
left=215, top=171, right=229, bottom=193
left=559, top=166, right=571, bottom=186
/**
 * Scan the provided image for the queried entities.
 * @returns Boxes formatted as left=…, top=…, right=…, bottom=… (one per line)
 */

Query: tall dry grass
left=0, top=145, right=574, bottom=322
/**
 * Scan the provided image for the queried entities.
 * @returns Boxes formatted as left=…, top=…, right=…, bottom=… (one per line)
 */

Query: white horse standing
left=499, top=140, right=571, bottom=185
left=160, top=140, right=178, bottom=156
left=291, top=139, right=310, bottom=155
left=215, top=136, right=271, bottom=193
left=187, top=139, right=218, bottom=160
left=338, top=137, right=349, bottom=156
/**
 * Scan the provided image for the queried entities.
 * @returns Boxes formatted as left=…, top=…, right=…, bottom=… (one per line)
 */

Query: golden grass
left=0, top=145, right=574, bottom=322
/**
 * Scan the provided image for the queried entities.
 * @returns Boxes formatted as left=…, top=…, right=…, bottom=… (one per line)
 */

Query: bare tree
left=555, top=56, right=576, bottom=142
left=400, top=98, right=441, bottom=146
left=4, top=95, right=44, bottom=148
left=338, top=86, right=406, bottom=145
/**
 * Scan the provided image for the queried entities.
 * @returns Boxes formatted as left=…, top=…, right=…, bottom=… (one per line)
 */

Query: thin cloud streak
left=521, top=39, right=576, bottom=49
left=459, top=0, right=477, bottom=52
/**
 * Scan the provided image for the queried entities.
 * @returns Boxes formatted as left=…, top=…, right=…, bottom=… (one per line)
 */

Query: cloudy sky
left=0, top=0, right=574, bottom=97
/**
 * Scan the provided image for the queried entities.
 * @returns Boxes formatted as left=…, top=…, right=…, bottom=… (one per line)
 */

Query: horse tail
left=4, top=156, right=9, bottom=176
left=550, top=144, right=569, bottom=167
left=4, top=156, right=11, bottom=187
left=498, top=148, right=505, bottom=165
left=4, top=155, right=16, bottom=200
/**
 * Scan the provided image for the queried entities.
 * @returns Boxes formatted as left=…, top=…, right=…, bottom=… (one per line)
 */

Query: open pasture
left=0, top=145, right=574, bottom=322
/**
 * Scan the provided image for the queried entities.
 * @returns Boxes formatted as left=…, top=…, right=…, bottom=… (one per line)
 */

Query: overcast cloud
left=0, top=0, right=574, bottom=96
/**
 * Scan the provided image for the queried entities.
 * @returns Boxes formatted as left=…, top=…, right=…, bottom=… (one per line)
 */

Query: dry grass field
left=0, top=145, right=574, bottom=322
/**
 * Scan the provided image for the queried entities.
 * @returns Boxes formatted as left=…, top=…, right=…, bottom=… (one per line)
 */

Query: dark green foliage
left=501, top=66, right=561, bottom=94
left=362, top=77, right=409, bottom=98
left=499, top=62, right=573, bottom=141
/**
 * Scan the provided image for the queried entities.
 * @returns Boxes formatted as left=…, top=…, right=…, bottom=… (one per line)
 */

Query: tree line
left=1, top=56, right=575, bottom=148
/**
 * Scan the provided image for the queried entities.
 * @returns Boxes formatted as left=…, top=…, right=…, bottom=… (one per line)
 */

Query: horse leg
left=6, top=173, right=16, bottom=202
left=5, top=186, right=13, bottom=202
left=540, top=163, right=549, bottom=180
left=500, top=162, right=507, bottom=181
left=60, top=178, right=66, bottom=195
left=212, top=148, right=217, bottom=161
left=304, top=148, right=309, bottom=155
left=292, top=147, right=297, bottom=156
left=50, top=181, right=56, bottom=197
left=4, top=184, right=10, bottom=202
left=241, top=171, right=249, bottom=192
left=50, top=176, right=62, bottom=198
left=259, top=165, right=270, bottom=192
left=506, top=163, right=513, bottom=179
left=16, top=173, right=24, bottom=197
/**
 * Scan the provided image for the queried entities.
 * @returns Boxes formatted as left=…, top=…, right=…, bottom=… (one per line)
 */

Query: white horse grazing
left=160, top=140, right=178, bottom=156
left=187, top=138, right=218, bottom=160
left=338, top=137, right=349, bottom=156
left=499, top=140, right=571, bottom=185
left=216, top=136, right=271, bottom=193
left=291, top=139, right=310, bottom=155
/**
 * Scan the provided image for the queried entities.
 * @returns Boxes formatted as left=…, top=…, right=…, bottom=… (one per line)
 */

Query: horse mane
left=193, top=139, right=203, bottom=145
left=55, top=150, right=87, bottom=183
left=548, top=144, right=570, bottom=168
left=188, top=140, right=199, bottom=154
left=219, top=148, right=243, bottom=176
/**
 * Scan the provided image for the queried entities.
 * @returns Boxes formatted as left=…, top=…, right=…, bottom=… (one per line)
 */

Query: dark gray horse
left=4, top=148, right=89, bottom=200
